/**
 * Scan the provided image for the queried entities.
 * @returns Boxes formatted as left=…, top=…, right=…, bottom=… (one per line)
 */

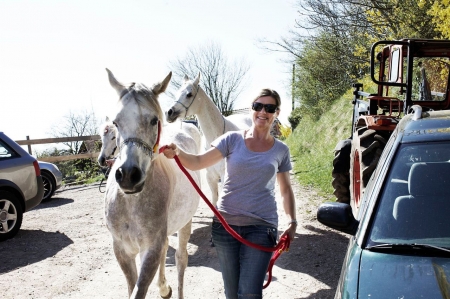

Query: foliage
left=288, top=107, right=302, bottom=130
left=424, top=0, right=450, bottom=38
left=285, top=86, right=354, bottom=198
left=36, top=147, right=103, bottom=185
left=279, top=123, right=292, bottom=140
left=291, top=30, right=364, bottom=120
left=168, top=41, right=250, bottom=116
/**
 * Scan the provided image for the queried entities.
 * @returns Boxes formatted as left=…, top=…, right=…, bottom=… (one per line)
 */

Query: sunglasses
left=252, top=102, right=279, bottom=113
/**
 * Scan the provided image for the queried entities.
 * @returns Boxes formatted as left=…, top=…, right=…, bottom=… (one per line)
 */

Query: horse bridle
left=118, top=121, right=162, bottom=158
left=174, top=84, right=200, bottom=119
left=175, top=83, right=226, bottom=134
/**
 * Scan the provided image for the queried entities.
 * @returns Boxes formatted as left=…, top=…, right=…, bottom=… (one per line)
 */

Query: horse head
left=97, top=116, right=118, bottom=167
left=106, top=68, right=172, bottom=194
left=165, top=73, right=201, bottom=123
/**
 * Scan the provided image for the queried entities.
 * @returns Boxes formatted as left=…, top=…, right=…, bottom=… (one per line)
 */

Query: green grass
left=285, top=88, right=354, bottom=201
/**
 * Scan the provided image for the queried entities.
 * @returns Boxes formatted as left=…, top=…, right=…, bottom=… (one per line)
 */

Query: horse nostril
left=130, top=167, right=141, bottom=184
left=99, top=157, right=105, bottom=166
left=168, top=109, right=173, bottom=116
left=115, top=168, right=123, bottom=183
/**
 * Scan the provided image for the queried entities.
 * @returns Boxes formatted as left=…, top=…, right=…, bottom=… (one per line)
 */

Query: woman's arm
left=277, top=171, right=297, bottom=240
left=162, top=143, right=223, bottom=171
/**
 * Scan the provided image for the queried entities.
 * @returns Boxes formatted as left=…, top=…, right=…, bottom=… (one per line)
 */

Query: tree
left=425, top=0, right=450, bottom=39
left=50, top=110, right=99, bottom=154
left=262, top=0, right=441, bottom=121
left=168, top=41, right=250, bottom=116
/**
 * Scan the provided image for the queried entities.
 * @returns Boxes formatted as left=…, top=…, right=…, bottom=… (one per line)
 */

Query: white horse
left=165, top=73, right=252, bottom=206
left=97, top=116, right=118, bottom=167
left=104, top=68, right=200, bottom=299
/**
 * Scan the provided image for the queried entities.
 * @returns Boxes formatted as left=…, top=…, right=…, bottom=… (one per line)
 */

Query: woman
left=163, top=88, right=296, bottom=299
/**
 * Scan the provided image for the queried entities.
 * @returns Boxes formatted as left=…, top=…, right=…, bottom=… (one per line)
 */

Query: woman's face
left=252, top=96, right=279, bottom=129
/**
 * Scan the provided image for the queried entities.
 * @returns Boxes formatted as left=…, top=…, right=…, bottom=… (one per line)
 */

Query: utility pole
left=292, top=64, right=295, bottom=111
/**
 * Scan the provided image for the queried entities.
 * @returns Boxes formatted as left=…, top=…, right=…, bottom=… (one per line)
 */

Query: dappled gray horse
left=104, top=69, right=200, bottom=299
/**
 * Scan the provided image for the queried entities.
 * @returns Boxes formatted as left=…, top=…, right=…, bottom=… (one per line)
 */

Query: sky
left=0, top=0, right=298, bottom=146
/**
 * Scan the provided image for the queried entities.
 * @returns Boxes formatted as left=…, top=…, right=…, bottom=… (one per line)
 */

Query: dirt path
left=0, top=169, right=349, bottom=299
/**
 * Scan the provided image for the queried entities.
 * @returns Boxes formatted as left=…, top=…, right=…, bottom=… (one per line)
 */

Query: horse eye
left=150, top=118, right=158, bottom=126
left=186, top=92, right=192, bottom=98
left=113, top=122, right=118, bottom=128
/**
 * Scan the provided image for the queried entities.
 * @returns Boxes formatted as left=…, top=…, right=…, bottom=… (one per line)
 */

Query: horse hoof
left=161, top=286, right=172, bottom=299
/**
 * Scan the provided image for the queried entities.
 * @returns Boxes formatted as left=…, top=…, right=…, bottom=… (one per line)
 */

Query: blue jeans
left=211, top=221, right=277, bottom=299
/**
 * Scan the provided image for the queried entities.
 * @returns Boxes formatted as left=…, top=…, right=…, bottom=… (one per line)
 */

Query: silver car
left=38, top=161, right=62, bottom=200
left=0, top=132, right=45, bottom=241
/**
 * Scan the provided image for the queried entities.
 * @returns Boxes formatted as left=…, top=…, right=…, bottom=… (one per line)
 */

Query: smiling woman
left=163, top=87, right=296, bottom=298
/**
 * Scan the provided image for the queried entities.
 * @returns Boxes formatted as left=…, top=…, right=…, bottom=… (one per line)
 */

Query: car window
left=0, top=139, right=19, bottom=160
left=368, top=141, right=450, bottom=247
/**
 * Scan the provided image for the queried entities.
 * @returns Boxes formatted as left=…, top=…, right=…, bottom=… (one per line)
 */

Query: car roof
left=397, top=110, right=450, bottom=143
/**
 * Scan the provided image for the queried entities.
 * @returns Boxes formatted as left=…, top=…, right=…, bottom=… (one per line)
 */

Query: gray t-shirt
left=211, top=130, right=292, bottom=227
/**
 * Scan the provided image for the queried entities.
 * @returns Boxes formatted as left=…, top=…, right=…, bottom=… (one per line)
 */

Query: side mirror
left=317, top=202, right=359, bottom=235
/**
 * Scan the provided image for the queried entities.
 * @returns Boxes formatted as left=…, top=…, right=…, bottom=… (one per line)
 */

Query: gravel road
left=0, top=169, right=349, bottom=299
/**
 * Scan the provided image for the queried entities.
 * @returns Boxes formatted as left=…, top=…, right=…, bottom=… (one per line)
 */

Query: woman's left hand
left=281, top=222, right=297, bottom=241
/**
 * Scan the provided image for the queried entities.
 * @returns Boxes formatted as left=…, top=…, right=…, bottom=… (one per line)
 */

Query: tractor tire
left=332, top=139, right=351, bottom=204
left=350, top=128, right=388, bottom=217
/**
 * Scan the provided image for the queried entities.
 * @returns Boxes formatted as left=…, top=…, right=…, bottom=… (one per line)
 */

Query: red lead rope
left=159, top=146, right=290, bottom=289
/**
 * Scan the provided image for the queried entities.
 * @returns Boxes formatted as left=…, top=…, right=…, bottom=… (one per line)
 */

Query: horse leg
left=206, top=170, right=219, bottom=207
left=130, top=242, right=166, bottom=299
left=206, top=170, right=219, bottom=246
left=112, top=240, right=138, bottom=297
left=175, top=220, right=192, bottom=299
left=157, top=237, right=172, bottom=299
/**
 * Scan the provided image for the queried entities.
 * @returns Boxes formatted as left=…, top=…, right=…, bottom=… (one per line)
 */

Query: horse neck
left=195, top=87, right=235, bottom=143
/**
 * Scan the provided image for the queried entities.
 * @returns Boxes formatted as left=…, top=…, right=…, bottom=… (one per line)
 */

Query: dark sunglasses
left=252, top=102, right=279, bottom=113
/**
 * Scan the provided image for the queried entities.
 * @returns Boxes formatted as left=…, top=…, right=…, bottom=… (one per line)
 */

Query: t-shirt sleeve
left=211, top=131, right=234, bottom=158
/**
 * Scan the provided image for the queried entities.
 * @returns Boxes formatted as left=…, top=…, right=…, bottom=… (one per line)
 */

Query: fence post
left=26, top=136, right=32, bottom=155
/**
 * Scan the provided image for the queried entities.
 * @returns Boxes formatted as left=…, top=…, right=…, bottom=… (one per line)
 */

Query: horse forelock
left=120, top=83, right=164, bottom=122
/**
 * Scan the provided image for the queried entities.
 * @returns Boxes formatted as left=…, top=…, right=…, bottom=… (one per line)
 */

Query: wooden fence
left=15, top=135, right=101, bottom=163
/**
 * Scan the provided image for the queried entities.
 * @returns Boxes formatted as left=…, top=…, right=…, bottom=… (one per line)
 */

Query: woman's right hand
left=162, top=143, right=179, bottom=159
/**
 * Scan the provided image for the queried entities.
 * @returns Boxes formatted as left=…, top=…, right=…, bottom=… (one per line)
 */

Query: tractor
left=332, top=39, right=450, bottom=217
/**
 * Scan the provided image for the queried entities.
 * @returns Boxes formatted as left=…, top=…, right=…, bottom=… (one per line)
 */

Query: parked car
left=317, top=107, right=450, bottom=298
left=38, top=161, right=62, bottom=200
left=0, top=132, right=44, bottom=241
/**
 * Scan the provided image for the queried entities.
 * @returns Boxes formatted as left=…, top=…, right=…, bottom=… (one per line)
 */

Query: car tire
left=41, top=171, right=56, bottom=201
left=0, top=191, right=24, bottom=242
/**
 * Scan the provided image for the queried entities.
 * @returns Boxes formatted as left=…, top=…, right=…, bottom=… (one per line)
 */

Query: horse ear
left=106, top=68, right=127, bottom=96
left=183, top=74, right=190, bottom=81
left=105, top=116, right=110, bottom=122
left=193, top=72, right=200, bottom=85
left=152, top=72, right=172, bottom=95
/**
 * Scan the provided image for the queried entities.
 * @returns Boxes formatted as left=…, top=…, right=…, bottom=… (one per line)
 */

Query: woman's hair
left=252, top=89, right=281, bottom=107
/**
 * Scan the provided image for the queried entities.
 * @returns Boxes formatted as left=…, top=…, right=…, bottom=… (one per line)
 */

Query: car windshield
left=368, top=141, right=450, bottom=248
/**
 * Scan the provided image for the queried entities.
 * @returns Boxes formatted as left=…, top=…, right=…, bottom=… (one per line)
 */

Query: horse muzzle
left=115, top=165, right=145, bottom=194
left=165, top=109, right=180, bottom=123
